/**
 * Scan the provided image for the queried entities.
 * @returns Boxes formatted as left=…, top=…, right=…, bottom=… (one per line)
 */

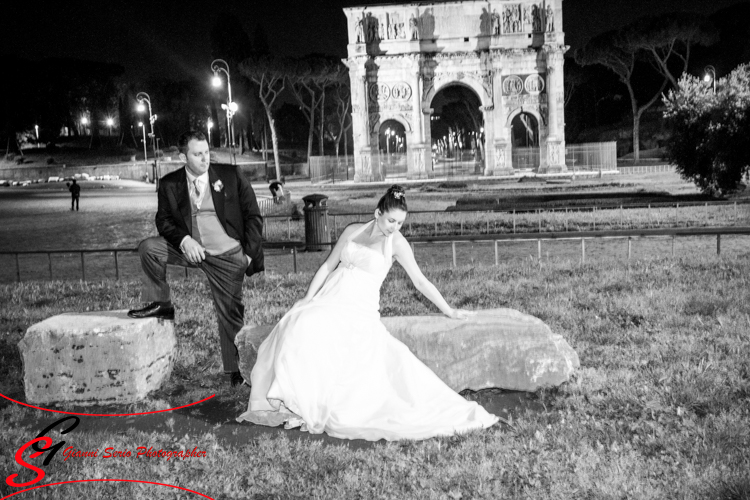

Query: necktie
left=192, top=179, right=202, bottom=210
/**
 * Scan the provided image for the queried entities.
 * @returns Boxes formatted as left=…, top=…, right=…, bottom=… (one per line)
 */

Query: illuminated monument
left=343, top=0, right=568, bottom=181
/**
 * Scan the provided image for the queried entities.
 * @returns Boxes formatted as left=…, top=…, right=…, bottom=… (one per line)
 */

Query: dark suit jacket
left=155, top=164, right=264, bottom=276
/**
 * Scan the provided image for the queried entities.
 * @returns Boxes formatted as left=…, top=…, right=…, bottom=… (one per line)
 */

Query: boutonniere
left=212, top=180, right=224, bottom=192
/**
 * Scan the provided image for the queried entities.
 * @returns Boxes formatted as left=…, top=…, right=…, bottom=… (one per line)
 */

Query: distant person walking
left=269, top=180, right=285, bottom=204
left=69, top=179, right=81, bottom=211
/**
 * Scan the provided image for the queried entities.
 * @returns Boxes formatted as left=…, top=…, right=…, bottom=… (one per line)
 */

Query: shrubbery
left=663, top=64, right=750, bottom=195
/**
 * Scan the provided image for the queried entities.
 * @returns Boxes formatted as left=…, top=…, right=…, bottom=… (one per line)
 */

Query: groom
left=128, top=130, right=264, bottom=386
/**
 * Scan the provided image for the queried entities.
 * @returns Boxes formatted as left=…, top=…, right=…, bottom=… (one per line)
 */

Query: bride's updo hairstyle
left=376, top=185, right=408, bottom=214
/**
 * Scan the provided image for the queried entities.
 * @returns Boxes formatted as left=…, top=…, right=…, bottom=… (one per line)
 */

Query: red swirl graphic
left=0, top=392, right=214, bottom=417
left=0, top=479, right=214, bottom=499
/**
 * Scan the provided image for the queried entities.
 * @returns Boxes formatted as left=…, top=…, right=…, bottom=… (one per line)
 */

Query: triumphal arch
left=343, top=0, right=568, bottom=181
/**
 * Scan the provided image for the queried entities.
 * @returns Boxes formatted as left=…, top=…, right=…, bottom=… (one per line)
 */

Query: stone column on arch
left=352, top=74, right=377, bottom=182
left=408, top=66, right=428, bottom=179
left=539, top=46, right=566, bottom=173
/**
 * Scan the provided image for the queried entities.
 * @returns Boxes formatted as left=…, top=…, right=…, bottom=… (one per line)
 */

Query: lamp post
left=138, top=122, right=148, bottom=167
left=207, top=119, right=213, bottom=145
left=34, top=125, right=39, bottom=148
left=106, top=117, right=114, bottom=137
left=136, top=92, right=159, bottom=190
left=211, top=59, right=237, bottom=165
left=80, top=116, right=89, bottom=136
left=704, top=65, right=717, bottom=94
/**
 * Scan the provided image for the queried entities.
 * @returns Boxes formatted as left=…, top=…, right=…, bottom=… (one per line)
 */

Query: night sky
left=2, top=0, right=744, bottom=81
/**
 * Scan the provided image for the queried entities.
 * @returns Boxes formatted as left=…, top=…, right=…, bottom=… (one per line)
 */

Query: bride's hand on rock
left=447, top=308, right=476, bottom=320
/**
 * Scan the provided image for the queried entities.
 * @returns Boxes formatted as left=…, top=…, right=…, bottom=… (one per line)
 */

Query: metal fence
left=3, top=226, right=748, bottom=282
left=512, top=147, right=541, bottom=171
left=565, top=141, right=617, bottom=172
left=309, top=156, right=355, bottom=184
left=260, top=200, right=749, bottom=242
left=375, top=152, right=408, bottom=179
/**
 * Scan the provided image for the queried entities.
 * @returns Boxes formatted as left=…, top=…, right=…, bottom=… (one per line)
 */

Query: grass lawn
left=1, top=254, right=749, bottom=499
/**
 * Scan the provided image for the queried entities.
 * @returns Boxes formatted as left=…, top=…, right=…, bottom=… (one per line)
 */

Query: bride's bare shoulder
left=392, top=232, right=410, bottom=251
left=341, top=222, right=365, bottom=238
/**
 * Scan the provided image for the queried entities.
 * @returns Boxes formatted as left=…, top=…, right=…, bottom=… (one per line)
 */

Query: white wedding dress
left=237, top=221, right=499, bottom=441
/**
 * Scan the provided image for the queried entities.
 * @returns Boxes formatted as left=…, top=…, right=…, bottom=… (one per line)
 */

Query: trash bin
left=303, top=194, right=330, bottom=251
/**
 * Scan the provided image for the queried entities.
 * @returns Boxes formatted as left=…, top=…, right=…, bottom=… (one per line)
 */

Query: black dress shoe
left=230, top=371, right=244, bottom=387
left=127, top=302, right=175, bottom=320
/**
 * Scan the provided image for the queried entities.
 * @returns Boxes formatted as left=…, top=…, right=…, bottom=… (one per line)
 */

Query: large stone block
left=18, top=311, right=177, bottom=405
left=236, top=308, right=579, bottom=392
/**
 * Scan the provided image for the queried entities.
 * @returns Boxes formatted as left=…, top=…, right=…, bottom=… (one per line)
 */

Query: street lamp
left=136, top=92, right=159, bottom=190
left=207, top=120, right=214, bottom=145
left=138, top=121, right=147, bottom=166
left=34, top=125, right=39, bottom=148
left=704, top=65, right=717, bottom=94
left=80, top=116, right=89, bottom=136
left=211, top=58, right=237, bottom=165
left=106, top=117, right=114, bottom=136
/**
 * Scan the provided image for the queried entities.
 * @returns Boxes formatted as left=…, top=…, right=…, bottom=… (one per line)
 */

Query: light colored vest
left=191, top=186, right=240, bottom=256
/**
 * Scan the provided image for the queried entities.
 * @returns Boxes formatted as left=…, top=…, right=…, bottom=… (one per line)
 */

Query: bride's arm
left=392, top=235, right=474, bottom=319
left=299, top=224, right=359, bottom=302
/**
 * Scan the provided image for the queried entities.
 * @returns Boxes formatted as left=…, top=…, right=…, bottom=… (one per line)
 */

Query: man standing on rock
left=128, top=130, right=264, bottom=387
left=69, top=179, right=81, bottom=211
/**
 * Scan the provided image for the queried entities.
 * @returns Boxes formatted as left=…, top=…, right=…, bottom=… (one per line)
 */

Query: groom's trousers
left=137, top=236, right=247, bottom=373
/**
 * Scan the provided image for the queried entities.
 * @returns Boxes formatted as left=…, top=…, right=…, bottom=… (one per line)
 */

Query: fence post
left=580, top=238, right=586, bottom=265
left=494, top=240, right=499, bottom=266
left=48, top=252, right=53, bottom=280
left=15, top=253, right=20, bottom=283
left=185, top=266, right=188, bottom=279
left=114, top=251, right=119, bottom=281
left=592, top=207, right=596, bottom=231
left=288, top=217, right=292, bottom=240
left=452, top=241, right=457, bottom=268
left=80, top=252, right=85, bottom=282
left=628, top=238, right=632, bottom=261
left=537, top=240, right=541, bottom=261
left=537, top=209, right=541, bottom=232
left=292, top=247, right=298, bottom=273
left=717, top=234, right=721, bottom=256
left=675, top=204, right=679, bottom=226
left=671, top=235, right=675, bottom=258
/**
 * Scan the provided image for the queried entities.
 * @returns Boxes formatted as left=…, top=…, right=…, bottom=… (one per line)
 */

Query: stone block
left=18, top=311, right=177, bottom=405
left=236, top=308, right=579, bottom=392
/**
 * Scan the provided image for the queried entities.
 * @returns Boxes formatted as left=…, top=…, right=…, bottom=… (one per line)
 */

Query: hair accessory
left=393, top=192, right=404, bottom=200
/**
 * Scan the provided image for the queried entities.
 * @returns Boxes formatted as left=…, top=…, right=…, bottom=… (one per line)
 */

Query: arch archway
left=378, top=119, right=408, bottom=178
left=510, top=112, right=540, bottom=171
left=429, top=84, right=484, bottom=176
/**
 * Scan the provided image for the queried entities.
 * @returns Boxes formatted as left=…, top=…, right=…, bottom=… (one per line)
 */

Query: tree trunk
left=307, top=101, right=315, bottom=164
left=632, top=111, right=641, bottom=163
left=318, top=92, right=326, bottom=156
left=264, top=107, right=282, bottom=181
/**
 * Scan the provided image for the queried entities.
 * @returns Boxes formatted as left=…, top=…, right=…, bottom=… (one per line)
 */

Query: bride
left=237, top=185, right=499, bottom=441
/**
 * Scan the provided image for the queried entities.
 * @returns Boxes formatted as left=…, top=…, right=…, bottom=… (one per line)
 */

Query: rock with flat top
left=18, top=311, right=176, bottom=405
left=235, top=308, right=579, bottom=392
